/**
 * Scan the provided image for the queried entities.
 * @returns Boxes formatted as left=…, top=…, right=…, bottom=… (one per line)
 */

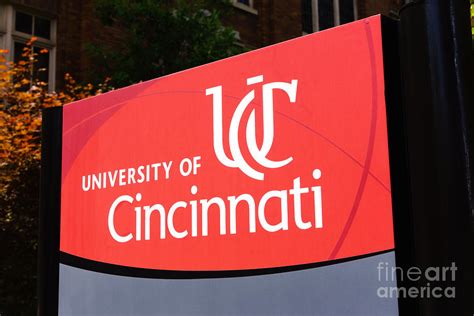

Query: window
left=15, top=11, right=52, bottom=39
left=318, top=0, right=335, bottom=31
left=339, top=0, right=355, bottom=24
left=14, top=42, right=50, bottom=84
left=0, top=5, right=56, bottom=90
left=237, top=0, right=251, bottom=5
left=0, top=5, right=10, bottom=52
left=301, top=0, right=357, bottom=33
left=302, top=0, right=313, bottom=34
left=232, top=0, right=258, bottom=15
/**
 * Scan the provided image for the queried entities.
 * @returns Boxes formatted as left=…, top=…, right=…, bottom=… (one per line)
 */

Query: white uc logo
left=206, top=75, right=298, bottom=180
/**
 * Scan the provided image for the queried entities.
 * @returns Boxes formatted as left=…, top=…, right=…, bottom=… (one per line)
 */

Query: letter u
left=82, top=175, right=91, bottom=191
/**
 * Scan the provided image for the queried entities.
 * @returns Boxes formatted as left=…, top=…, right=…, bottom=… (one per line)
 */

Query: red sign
left=61, top=15, right=394, bottom=271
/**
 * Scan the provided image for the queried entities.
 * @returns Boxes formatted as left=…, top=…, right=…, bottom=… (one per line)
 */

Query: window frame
left=306, top=0, right=358, bottom=33
left=0, top=5, right=57, bottom=91
left=232, top=0, right=258, bottom=15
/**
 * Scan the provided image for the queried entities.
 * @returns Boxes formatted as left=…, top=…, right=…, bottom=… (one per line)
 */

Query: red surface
left=61, top=16, right=394, bottom=271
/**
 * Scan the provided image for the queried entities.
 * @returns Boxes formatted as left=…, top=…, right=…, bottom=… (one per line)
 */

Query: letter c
left=108, top=195, right=134, bottom=243
left=167, top=201, right=188, bottom=239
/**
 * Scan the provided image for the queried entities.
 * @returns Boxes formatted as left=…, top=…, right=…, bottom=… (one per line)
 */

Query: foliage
left=0, top=39, right=111, bottom=315
left=0, top=159, right=40, bottom=315
left=90, top=0, right=242, bottom=87
left=471, top=0, right=474, bottom=40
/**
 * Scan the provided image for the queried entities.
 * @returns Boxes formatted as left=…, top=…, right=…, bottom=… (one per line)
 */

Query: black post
left=398, top=0, right=473, bottom=315
left=38, top=107, right=62, bottom=315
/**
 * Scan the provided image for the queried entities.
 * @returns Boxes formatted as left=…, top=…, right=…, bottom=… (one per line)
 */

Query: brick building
left=227, top=0, right=399, bottom=47
left=0, top=0, right=400, bottom=89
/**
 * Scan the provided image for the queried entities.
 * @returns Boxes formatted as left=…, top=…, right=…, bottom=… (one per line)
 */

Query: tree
left=0, top=39, right=111, bottom=315
left=90, top=0, right=243, bottom=87
left=471, top=0, right=474, bottom=40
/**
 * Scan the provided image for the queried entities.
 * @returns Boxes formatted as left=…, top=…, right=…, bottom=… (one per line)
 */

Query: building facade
left=0, top=0, right=400, bottom=89
left=228, top=0, right=399, bottom=48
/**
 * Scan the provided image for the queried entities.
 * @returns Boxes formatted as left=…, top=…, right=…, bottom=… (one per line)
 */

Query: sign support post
left=398, top=0, right=473, bottom=314
left=38, top=107, right=62, bottom=316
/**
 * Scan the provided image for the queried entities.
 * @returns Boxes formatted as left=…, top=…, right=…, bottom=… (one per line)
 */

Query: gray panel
left=58, top=252, right=398, bottom=316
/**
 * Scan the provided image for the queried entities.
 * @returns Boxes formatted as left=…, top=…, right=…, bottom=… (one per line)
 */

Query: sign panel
left=58, top=15, right=398, bottom=314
